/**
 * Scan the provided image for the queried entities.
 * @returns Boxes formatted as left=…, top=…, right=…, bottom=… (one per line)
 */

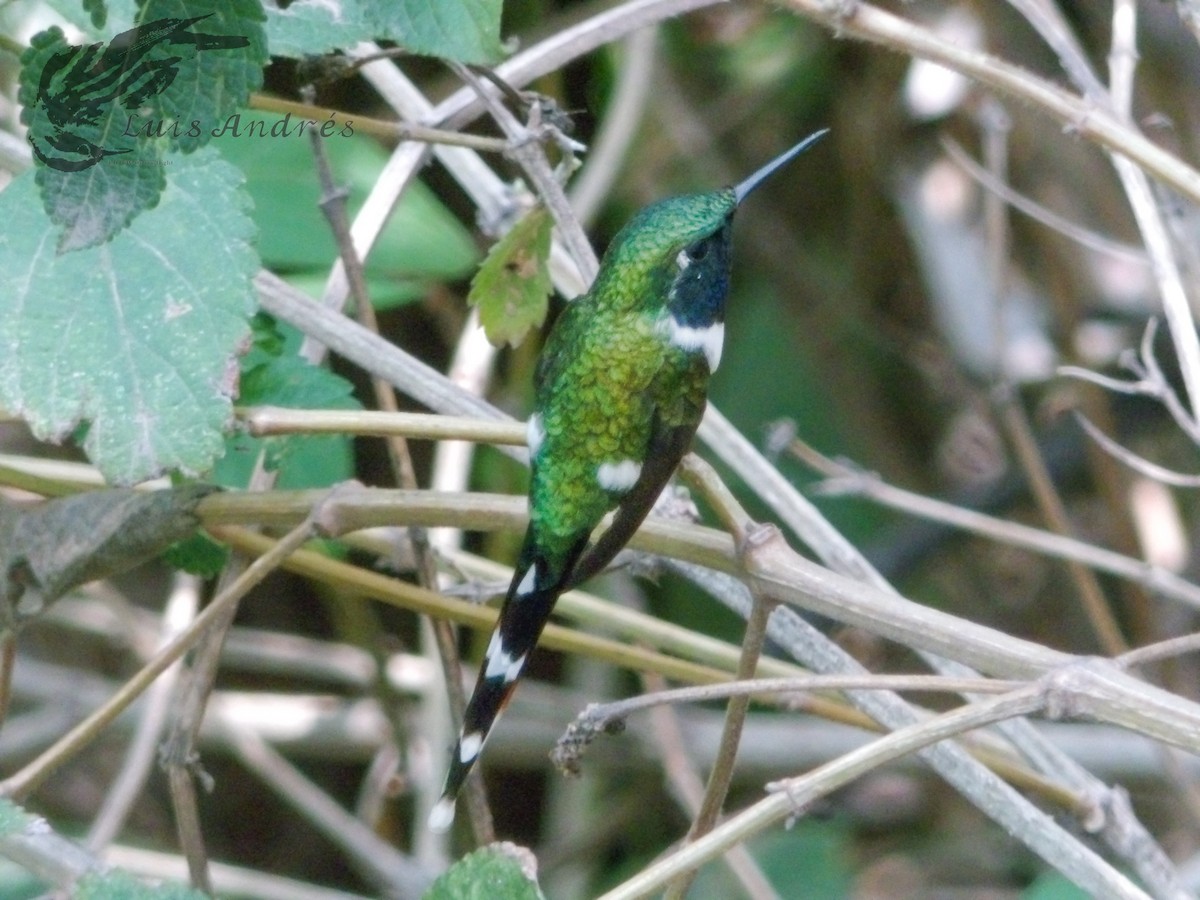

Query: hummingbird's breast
left=528, top=309, right=705, bottom=545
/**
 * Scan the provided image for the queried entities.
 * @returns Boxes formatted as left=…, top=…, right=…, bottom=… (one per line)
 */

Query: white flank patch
left=459, top=731, right=484, bottom=764
left=428, top=797, right=457, bottom=832
left=485, top=636, right=526, bottom=683
left=504, top=653, right=526, bottom=683
left=526, top=412, right=545, bottom=456
left=598, top=459, right=642, bottom=492
left=515, top=565, right=537, bottom=597
left=666, top=317, right=724, bottom=372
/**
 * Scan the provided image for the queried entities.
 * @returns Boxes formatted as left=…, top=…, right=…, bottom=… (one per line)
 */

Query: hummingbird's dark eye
left=686, top=242, right=709, bottom=262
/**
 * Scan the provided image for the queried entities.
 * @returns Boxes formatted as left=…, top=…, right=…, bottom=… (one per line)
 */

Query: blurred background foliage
left=7, top=0, right=1200, bottom=897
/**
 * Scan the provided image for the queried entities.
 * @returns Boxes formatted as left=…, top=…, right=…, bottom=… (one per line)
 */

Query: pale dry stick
left=775, top=0, right=1200, bottom=204
left=745, top=529, right=1200, bottom=751
left=665, top=456, right=781, bottom=898
left=1073, top=414, right=1200, bottom=488
left=416, top=313, right=499, bottom=858
left=85, top=575, right=200, bottom=851
left=702, top=394, right=1191, bottom=897
left=599, top=682, right=1150, bottom=900
left=640, top=671, right=780, bottom=900
left=568, top=27, right=659, bottom=227
left=1121, top=633, right=1200, bottom=670
left=664, top=585, right=773, bottom=900
left=998, top=394, right=1128, bottom=655
left=571, top=674, right=1020, bottom=736
left=306, top=94, right=497, bottom=845
left=250, top=93, right=511, bottom=152
left=1002, top=0, right=1200, bottom=424
left=677, top=532, right=1200, bottom=900
left=788, top=438, right=1200, bottom=610
left=1062, top=319, right=1200, bottom=449
left=674, top=453, right=1105, bottom=895
left=105, top=844, right=376, bottom=900
left=255, top=271, right=513, bottom=434
left=239, top=407, right=525, bottom=445
left=0, top=508, right=322, bottom=800
left=228, top=728, right=432, bottom=897
left=939, top=136, right=1147, bottom=263
left=655, top=560, right=1115, bottom=888
left=163, top=462, right=282, bottom=889
left=453, top=62, right=599, bottom=285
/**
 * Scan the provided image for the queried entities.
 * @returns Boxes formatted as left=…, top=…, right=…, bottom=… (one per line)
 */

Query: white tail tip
left=428, top=797, right=457, bottom=833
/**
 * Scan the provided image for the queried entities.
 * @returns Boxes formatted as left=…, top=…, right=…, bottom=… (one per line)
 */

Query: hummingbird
left=429, top=129, right=828, bottom=832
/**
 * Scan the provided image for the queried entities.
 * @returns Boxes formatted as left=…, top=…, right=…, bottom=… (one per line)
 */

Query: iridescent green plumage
left=430, top=130, right=828, bottom=833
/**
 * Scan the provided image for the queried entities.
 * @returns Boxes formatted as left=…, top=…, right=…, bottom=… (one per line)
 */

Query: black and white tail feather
left=427, top=531, right=587, bottom=832
left=427, top=416, right=698, bottom=832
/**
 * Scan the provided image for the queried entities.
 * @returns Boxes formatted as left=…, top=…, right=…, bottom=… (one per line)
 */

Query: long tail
left=428, top=530, right=586, bottom=832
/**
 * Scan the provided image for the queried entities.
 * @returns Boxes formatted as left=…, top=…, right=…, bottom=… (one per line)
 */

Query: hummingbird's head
left=595, top=189, right=738, bottom=324
left=590, top=129, right=829, bottom=324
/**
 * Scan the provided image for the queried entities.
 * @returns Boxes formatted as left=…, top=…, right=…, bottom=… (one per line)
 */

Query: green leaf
left=134, top=0, right=268, bottom=154
left=212, top=111, right=478, bottom=307
left=1022, top=873, right=1091, bottom=900
left=468, top=206, right=553, bottom=348
left=0, top=485, right=215, bottom=629
left=267, top=0, right=504, bottom=64
left=19, top=10, right=267, bottom=248
left=161, top=531, right=228, bottom=577
left=424, top=843, right=545, bottom=900
left=83, top=0, right=108, bottom=30
left=689, top=822, right=853, bottom=899
left=0, top=148, right=258, bottom=485
left=75, top=870, right=207, bottom=900
left=211, top=315, right=360, bottom=491
left=0, top=800, right=33, bottom=836
left=19, top=28, right=165, bottom=252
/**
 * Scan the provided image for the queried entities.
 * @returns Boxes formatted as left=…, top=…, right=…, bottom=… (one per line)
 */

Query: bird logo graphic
left=26, top=15, right=249, bottom=172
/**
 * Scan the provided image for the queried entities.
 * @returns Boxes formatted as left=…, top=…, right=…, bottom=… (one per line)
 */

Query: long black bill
left=733, top=127, right=830, bottom=206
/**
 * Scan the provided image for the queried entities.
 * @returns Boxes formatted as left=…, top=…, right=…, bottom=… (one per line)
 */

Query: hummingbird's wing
left=567, top=409, right=698, bottom=589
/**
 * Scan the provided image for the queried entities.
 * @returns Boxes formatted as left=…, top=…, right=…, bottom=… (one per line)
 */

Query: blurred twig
left=600, top=678, right=1145, bottom=900
left=786, top=437, right=1200, bottom=609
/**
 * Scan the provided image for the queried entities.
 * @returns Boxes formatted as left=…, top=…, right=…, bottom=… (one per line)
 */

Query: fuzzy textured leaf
left=19, top=7, right=266, bottom=248
left=83, top=0, right=108, bottom=30
left=267, top=0, right=503, bottom=63
left=0, top=149, right=257, bottom=484
left=212, top=316, right=360, bottom=491
left=469, top=207, right=554, bottom=348
left=0, top=485, right=216, bottom=630
left=19, top=28, right=164, bottom=252
left=424, top=843, right=545, bottom=900
left=213, top=111, right=478, bottom=309
left=135, top=0, right=267, bottom=153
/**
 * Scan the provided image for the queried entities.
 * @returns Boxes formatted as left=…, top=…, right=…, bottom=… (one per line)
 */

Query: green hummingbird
left=429, top=129, right=828, bottom=832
